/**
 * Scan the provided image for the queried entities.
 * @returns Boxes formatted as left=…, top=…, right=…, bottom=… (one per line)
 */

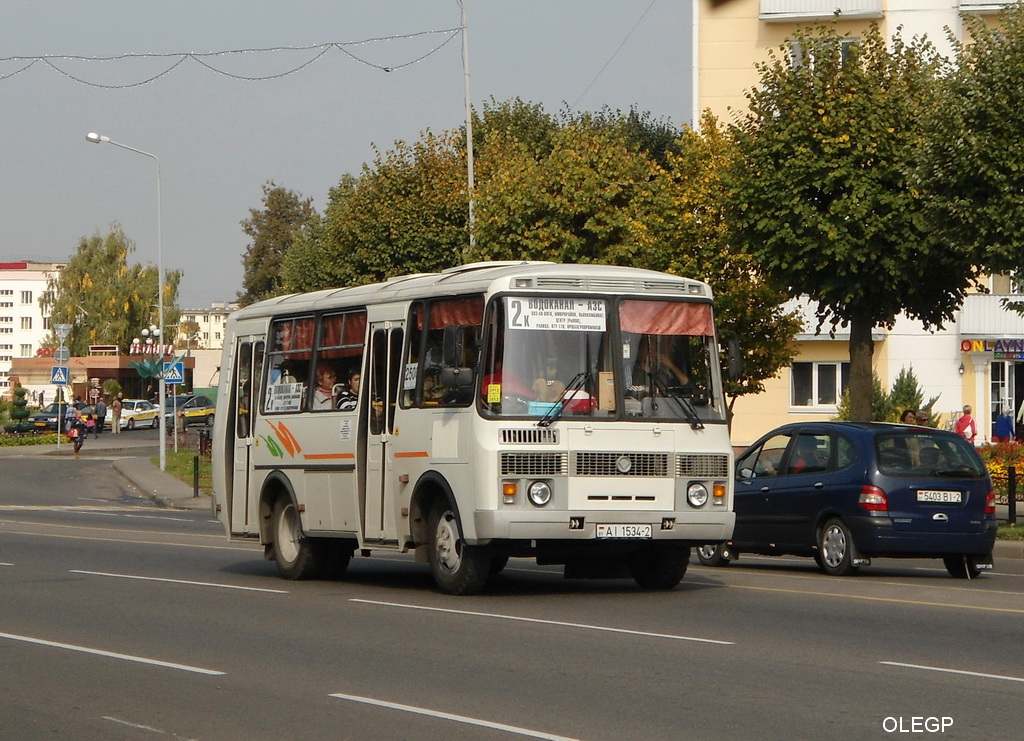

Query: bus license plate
left=916, top=490, right=962, bottom=503
left=596, top=523, right=652, bottom=539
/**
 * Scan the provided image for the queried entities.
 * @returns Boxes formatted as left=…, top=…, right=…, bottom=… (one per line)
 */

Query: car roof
left=752, top=421, right=962, bottom=441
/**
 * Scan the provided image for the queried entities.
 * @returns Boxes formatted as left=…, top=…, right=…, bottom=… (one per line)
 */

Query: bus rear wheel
left=271, top=496, right=324, bottom=580
left=628, top=544, right=690, bottom=590
left=428, top=501, right=489, bottom=595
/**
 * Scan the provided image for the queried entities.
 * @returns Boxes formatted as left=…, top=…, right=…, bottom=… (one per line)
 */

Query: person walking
left=68, top=411, right=87, bottom=459
left=955, top=404, right=978, bottom=444
left=94, top=397, right=107, bottom=437
left=111, top=393, right=123, bottom=435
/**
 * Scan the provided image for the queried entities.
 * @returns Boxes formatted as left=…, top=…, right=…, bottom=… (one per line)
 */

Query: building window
left=20, top=291, right=32, bottom=304
left=789, top=38, right=859, bottom=70
left=20, top=317, right=32, bottom=330
left=20, top=344, right=32, bottom=357
left=791, top=362, right=850, bottom=408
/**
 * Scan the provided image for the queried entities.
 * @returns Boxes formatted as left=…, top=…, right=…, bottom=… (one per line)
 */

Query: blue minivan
left=698, top=422, right=998, bottom=578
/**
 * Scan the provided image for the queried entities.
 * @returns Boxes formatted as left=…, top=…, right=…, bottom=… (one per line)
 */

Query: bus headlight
left=687, top=483, right=709, bottom=508
left=527, top=480, right=552, bottom=507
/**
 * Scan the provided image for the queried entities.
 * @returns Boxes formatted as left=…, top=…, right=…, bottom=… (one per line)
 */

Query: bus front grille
left=677, top=454, right=730, bottom=478
left=574, top=452, right=669, bottom=477
left=501, top=452, right=567, bottom=476
left=500, top=428, right=559, bottom=445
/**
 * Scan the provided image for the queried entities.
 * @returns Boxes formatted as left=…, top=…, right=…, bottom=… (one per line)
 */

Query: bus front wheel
left=428, top=502, right=489, bottom=595
left=628, top=544, right=690, bottom=590
left=271, top=496, right=323, bottom=580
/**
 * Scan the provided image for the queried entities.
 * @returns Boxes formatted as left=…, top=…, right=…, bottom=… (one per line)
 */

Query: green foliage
left=727, top=22, right=976, bottom=420
left=238, top=182, right=315, bottom=306
left=41, top=224, right=181, bottom=355
left=916, top=3, right=1024, bottom=277
left=834, top=367, right=937, bottom=422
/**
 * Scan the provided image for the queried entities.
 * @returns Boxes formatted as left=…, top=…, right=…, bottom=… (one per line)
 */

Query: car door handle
left=814, top=481, right=824, bottom=488
left=760, top=486, right=770, bottom=493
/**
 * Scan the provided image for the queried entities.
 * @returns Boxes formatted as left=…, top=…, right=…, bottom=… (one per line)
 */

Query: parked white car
left=112, top=399, right=160, bottom=430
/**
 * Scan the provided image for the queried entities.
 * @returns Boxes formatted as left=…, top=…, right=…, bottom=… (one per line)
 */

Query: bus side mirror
left=442, top=325, right=465, bottom=367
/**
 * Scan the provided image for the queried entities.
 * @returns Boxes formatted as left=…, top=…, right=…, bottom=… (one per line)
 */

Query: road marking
left=102, top=716, right=198, bottom=739
left=719, top=583, right=1024, bottom=615
left=0, top=562, right=13, bottom=567
left=0, top=631, right=224, bottom=675
left=71, top=570, right=288, bottom=593
left=351, top=599, right=734, bottom=645
left=881, top=661, right=1024, bottom=684
left=329, top=692, right=581, bottom=740
left=0, top=528, right=255, bottom=552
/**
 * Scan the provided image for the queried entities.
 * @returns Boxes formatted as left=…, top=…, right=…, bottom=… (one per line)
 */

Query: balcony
left=960, top=1, right=1017, bottom=14
left=760, top=0, right=882, bottom=21
left=959, top=294, right=1024, bottom=338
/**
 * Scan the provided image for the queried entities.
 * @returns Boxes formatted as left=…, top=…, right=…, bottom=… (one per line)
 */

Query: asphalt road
left=2, top=449, right=1023, bottom=740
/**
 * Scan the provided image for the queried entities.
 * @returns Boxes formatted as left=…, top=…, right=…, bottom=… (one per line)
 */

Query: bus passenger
left=312, top=364, right=339, bottom=410
left=337, top=370, right=359, bottom=411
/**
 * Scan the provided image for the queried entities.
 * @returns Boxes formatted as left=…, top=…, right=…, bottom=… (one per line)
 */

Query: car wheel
left=943, top=554, right=984, bottom=579
left=817, top=518, right=859, bottom=576
left=696, top=543, right=731, bottom=567
left=628, top=544, right=690, bottom=589
left=271, top=496, right=324, bottom=580
left=127, top=418, right=136, bottom=430
left=151, top=416, right=159, bottom=429
left=206, top=413, right=215, bottom=426
left=427, top=501, right=490, bottom=595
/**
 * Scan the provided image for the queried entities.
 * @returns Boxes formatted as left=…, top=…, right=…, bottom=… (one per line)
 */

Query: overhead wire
left=571, top=0, right=658, bottom=110
left=0, top=29, right=461, bottom=88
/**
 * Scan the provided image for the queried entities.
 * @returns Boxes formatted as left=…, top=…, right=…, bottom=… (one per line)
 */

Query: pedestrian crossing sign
left=51, top=366, right=69, bottom=385
left=163, top=361, right=184, bottom=384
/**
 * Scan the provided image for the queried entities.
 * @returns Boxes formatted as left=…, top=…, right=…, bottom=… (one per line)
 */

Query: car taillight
left=859, top=485, right=888, bottom=512
left=985, top=490, right=996, bottom=516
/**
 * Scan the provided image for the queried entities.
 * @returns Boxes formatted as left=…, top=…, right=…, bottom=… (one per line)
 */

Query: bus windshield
left=479, top=295, right=726, bottom=423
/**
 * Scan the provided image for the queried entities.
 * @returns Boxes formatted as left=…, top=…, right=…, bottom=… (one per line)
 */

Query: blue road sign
left=163, top=361, right=185, bottom=384
left=51, top=366, right=70, bottom=385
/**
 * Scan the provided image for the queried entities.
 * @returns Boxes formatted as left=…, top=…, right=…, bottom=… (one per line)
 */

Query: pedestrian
left=94, top=397, right=107, bottom=437
left=68, top=412, right=87, bottom=459
left=994, top=407, right=1014, bottom=443
left=900, top=409, right=917, bottom=425
left=111, top=392, right=123, bottom=435
left=38, top=390, right=44, bottom=407
left=915, top=411, right=930, bottom=427
left=954, top=404, right=977, bottom=444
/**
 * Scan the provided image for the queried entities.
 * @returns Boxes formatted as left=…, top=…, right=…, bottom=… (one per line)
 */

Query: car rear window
left=874, top=433, right=986, bottom=477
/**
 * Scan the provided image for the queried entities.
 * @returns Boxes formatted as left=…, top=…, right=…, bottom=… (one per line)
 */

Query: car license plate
left=596, top=523, right=652, bottom=539
left=916, top=490, right=962, bottom=503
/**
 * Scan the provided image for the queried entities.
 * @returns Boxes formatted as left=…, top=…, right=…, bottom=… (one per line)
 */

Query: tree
left=627, top=112, right=803, bottom=413
left=41, top=224, right=181, bottom=356
left=727, top=23, right=979, bottom=421
left=239, top=181, right=315, bottom=305
left=916, top=3, right=1024, bottom=281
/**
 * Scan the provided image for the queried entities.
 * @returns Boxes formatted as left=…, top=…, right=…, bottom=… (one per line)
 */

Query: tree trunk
left=848, top=315, right=875, bottom=422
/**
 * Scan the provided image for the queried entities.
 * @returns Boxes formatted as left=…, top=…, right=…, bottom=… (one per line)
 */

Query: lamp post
left=86, top=132, right=167, bottom=471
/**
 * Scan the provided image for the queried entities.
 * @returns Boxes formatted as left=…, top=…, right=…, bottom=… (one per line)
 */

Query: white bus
left=212, top=262, right=735, bottom=594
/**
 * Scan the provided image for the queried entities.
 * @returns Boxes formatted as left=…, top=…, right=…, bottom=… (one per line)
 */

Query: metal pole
left=460, top=0, right=475, bottom=249
left=1009, top=466, right=1017, bottom=525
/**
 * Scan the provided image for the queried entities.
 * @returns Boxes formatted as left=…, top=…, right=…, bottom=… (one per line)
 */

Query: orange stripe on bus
left=303, top=453, right=355, bottom=460
left=394, top=451, right=429, bottom=458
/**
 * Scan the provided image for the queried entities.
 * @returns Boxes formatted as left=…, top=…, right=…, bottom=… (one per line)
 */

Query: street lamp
left=86, top=132, right=167, bottom=471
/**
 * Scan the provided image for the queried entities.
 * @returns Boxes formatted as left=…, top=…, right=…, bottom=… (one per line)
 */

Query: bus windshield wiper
left=538, top=372, right=590, bottom=428
left=650, top=373, right=704, bottom=430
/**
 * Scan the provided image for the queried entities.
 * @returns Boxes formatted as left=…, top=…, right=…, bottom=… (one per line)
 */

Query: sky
left=0, top=1, right=694, bottom=308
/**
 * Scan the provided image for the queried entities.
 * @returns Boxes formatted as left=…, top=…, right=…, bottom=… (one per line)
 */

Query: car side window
left=836, top=435, right=856, bottom=469
left=737, top=433, right=790, bottom=479
left=786, top=433, right=830, bottom=475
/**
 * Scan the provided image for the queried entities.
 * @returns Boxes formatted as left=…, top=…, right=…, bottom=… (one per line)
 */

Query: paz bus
left=212, top=262, right=735, bottom=594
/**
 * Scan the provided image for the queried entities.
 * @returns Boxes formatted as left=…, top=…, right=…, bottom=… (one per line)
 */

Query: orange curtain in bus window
left=619, top=300, right=713, bottom=336
left=427, top=296, right=484, bottom=329
left=283, top=318, right=314, bottom=359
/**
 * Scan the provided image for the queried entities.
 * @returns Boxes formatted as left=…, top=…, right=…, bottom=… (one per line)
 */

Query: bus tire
left=428, top=501, right=489, bottom=595
left=628, top=544, right=690, bottom=590
left=271, top=496, right=323, bottom=580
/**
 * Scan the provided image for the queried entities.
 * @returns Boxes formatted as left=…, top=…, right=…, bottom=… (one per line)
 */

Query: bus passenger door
left=230, top=337, right=264, bottom=534
left=363, top=322, right=404, bottom=544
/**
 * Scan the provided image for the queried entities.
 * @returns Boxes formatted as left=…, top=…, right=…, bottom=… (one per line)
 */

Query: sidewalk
left=0, top=431, right=213, bottom=513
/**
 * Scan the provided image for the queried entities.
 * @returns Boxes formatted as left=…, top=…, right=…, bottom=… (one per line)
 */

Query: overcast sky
left=1, top=1, right=693, bottom=307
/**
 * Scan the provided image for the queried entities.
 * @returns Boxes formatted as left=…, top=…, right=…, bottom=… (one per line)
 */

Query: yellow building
left=695, top=1, right=1022, bottom=445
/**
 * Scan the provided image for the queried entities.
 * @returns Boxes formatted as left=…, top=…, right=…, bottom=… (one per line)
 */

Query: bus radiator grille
left=500, top=428, right=559, bottom=445
left=500, top=452, right=568, bottom=476
left=574, top=452, right=669, bottom=477
left=677, top=454, right=730, bottom=478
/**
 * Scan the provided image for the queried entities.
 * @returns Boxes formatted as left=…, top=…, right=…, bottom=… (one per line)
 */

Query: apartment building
left=177, top=302, right=236, bottom=351
left=695, top=1, right=1022, bottom=445
left=0, top=261, right=63, bottom=398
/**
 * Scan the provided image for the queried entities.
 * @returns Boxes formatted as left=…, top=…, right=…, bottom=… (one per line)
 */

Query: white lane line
left=882, top=661, right=1024, bottom=684
left=351, top=599, right=734, bottom=645
left=0, top=562, right=13, bottom=567
left=102, top=716, right=198, bottom=739
left=329, top=692, right=581, bottom=741
left=71, top=570, right=288, bottom=594
left=0, top=631, right=224, bottom=675
left=123, top=514, right=192, bottom=522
